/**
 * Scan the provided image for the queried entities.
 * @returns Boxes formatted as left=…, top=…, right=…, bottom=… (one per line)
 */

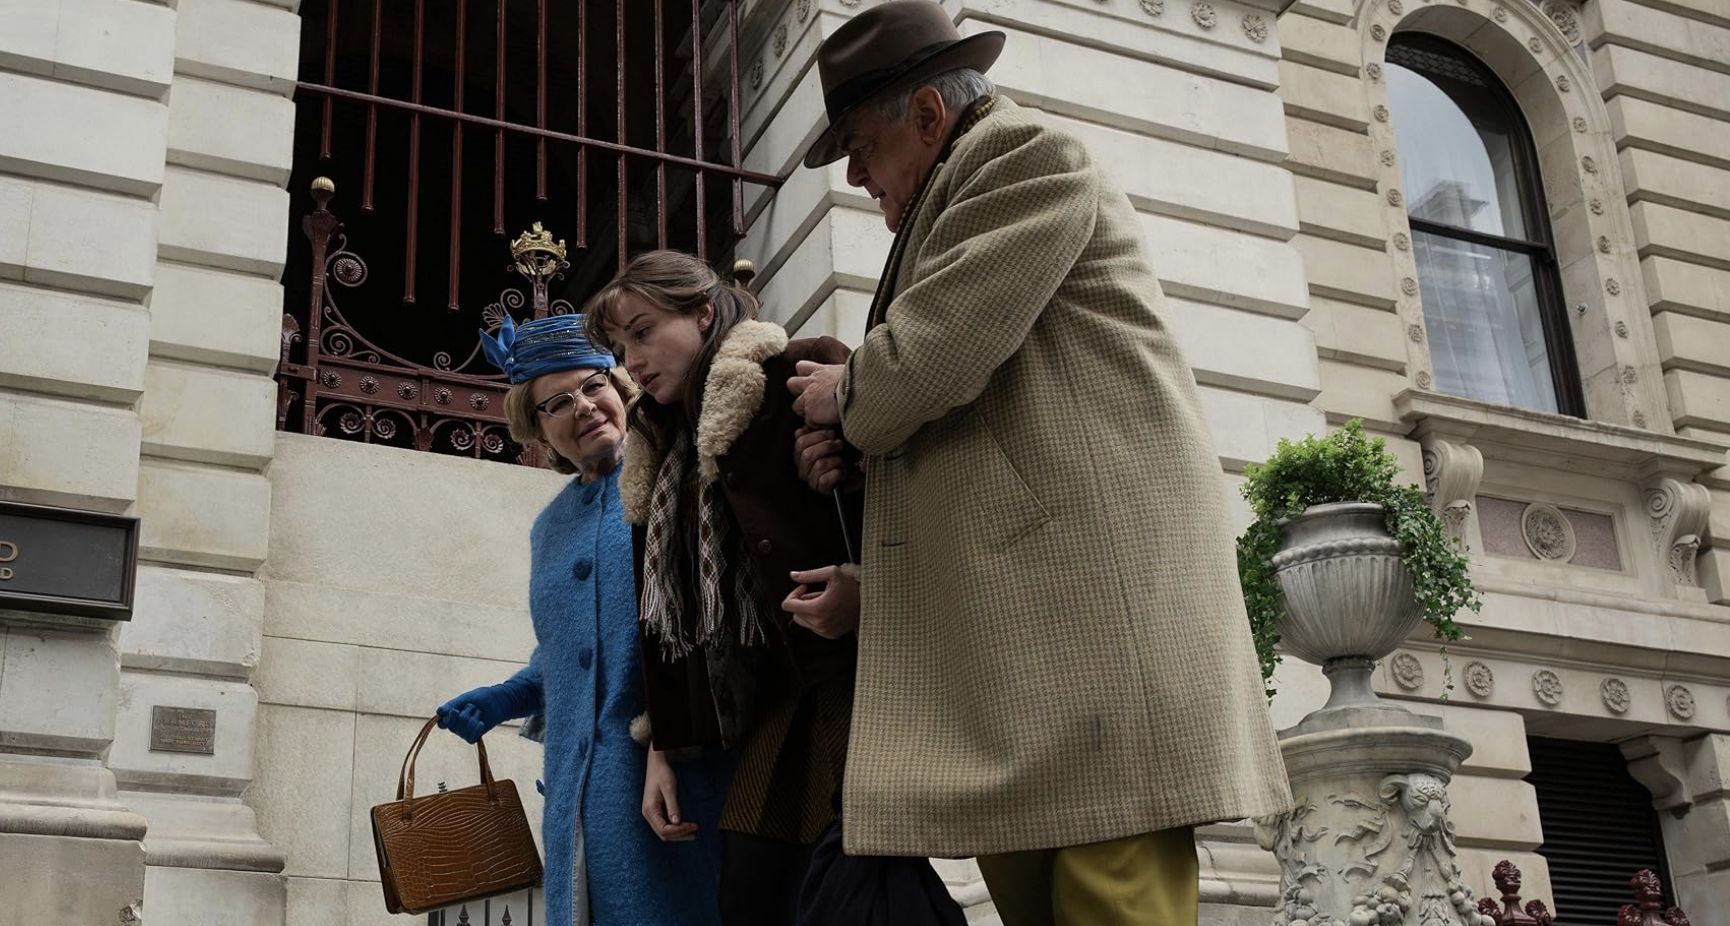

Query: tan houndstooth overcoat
left=835, top=98, right=1292, bottom=857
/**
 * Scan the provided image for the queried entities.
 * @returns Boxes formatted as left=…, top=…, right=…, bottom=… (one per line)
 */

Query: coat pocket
left=963, top=410, right=1053, bottom=550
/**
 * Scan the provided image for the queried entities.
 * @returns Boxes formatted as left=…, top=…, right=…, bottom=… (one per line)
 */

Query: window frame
left=1388, top=33, right=1587, bottom=419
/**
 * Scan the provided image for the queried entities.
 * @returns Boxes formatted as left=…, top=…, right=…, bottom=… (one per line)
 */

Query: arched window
left=1387, top=35, right=1584, bottom=416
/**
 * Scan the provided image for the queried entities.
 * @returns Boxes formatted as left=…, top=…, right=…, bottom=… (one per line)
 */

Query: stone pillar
left=0, top=0, right=171, bottom=915
left=107, top=0, right=299, bottom=920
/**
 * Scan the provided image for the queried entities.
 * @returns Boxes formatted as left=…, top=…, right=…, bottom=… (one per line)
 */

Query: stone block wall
left=1585, top=0, right=1730, bottom=606
left=255, top=435, right=560, bottom=925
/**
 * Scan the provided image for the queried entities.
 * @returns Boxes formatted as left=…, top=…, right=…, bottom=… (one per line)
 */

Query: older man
left=785, top=2, right=1292, bottom=923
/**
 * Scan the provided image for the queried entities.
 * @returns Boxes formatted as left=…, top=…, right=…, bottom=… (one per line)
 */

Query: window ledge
left=1393, top=390, right=1729, bottom=481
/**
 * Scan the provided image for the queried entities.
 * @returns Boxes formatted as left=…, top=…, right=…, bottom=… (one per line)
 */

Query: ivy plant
left=1236, top=420, right=1481, bottom=697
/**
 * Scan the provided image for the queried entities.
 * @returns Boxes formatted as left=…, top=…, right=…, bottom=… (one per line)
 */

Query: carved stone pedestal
left=1256, top=705, right=1494, bottom=926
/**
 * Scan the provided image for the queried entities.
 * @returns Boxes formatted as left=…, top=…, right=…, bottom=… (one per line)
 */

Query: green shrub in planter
left=1236, top=419, right=1481, bottom=697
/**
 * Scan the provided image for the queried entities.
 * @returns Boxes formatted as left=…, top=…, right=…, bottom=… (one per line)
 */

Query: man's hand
left=788, top=361, right=844, bottom=426
left=782, top=565, right=861, bottom=640
left=794, top=426, right=852, bottom=493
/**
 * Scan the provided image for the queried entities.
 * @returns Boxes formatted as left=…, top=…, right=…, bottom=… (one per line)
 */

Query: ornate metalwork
left=1478, top=859, right=1554, bottom=925
left=1621, top=869, right=1691, bottom=926
left=276, top=178, right=528, bottom=465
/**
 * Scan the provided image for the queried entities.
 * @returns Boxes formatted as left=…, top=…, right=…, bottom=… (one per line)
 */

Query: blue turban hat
left=478, top=313, right=615, bottom=385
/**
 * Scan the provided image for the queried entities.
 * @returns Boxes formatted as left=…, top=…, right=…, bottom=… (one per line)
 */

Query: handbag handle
left=396, top=716, right=500, bottom=821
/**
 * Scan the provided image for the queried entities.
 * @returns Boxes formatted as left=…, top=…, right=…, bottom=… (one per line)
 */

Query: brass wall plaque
left=0, top=501, right=139, bottom=620
left=150, top=706, right=217, bottom=755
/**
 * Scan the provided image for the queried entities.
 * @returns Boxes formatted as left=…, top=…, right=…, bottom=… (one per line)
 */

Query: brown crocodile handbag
left=371, top=716, right=543, bottom=914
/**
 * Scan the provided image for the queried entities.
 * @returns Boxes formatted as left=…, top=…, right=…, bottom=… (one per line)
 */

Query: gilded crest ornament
left=508, top=222, right=569, bottom=283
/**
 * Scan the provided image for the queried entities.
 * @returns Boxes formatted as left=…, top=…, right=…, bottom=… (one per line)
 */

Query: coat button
left=578, top=648, right=593, bottom=670
left=756, top=539, right=772, bottom=556
left=582, top=484, right=600, bottom=504
left=573, top=559, right=593, bottom=580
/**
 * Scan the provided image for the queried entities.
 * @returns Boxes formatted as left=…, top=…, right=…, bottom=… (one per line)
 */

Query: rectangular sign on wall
left=0, top=501, right=139, bottom=621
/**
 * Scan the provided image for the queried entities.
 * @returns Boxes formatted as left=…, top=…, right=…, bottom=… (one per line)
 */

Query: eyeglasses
left=533, top=372, right=611, bottom=418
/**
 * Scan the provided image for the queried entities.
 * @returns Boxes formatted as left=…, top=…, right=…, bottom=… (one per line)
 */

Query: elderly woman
left=433, top=313, right=731, bottom=926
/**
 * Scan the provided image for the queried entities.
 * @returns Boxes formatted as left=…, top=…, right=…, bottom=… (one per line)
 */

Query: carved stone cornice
left=1646, top=478, right=1712, bottom=589
left=1396, top=392, right=1727, bottom=483
left=1422, top=437, right=1484, bottom=551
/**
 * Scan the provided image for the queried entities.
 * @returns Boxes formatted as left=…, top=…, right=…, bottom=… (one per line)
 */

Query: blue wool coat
left=512, top=470, right=731, bottom=926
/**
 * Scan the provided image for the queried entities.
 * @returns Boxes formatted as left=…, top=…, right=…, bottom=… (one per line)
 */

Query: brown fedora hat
left=802, top=0, right=1004, bottom=169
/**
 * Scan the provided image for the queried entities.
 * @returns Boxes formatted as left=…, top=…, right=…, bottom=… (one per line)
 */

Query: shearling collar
left=619, top=320, right=788, bottom=524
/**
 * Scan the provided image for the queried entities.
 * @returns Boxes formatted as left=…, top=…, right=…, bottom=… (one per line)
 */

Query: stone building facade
left=0, top=0, right=1726, bottom=924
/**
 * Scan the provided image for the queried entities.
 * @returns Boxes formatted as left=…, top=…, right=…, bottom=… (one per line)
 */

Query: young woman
left=434, top=313, right=731, bottom=926
left=586, top=250, right=965, bottom=926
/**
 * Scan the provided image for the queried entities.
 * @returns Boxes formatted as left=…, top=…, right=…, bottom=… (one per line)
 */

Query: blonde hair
left=583, top=250, right=761, bottom=454
left=504, top=367, right=636, bottom=474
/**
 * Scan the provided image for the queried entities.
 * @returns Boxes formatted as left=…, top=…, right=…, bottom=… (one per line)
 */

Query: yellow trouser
left=976, top=827, right=1200, bottom=926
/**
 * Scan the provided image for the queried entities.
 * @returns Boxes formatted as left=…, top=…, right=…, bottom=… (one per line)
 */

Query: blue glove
left=436, top=674, right=541, bottom=744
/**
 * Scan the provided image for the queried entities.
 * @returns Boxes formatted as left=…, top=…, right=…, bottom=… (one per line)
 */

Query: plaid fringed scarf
left=639, top=431, right=768, bottom=659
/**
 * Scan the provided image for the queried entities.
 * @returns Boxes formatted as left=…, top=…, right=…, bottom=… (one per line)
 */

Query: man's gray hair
left=868, top=68, right=995, bottom=124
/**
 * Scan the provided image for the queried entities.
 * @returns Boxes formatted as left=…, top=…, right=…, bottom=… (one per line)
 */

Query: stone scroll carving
left=1422, top=439, right=1484, bottom=552
left=1645, top=478, right=1710, bottom=589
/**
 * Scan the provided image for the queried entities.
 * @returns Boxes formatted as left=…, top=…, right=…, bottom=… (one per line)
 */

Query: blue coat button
left=573, top=559, right=593, bottom=580
left=578, top=648, right=593, bottom=670
left=582, top=484, right=600, bottom=504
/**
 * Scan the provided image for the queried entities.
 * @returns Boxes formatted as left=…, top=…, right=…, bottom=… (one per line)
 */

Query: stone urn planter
left=1272, top=502, right=1425, bottom=713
